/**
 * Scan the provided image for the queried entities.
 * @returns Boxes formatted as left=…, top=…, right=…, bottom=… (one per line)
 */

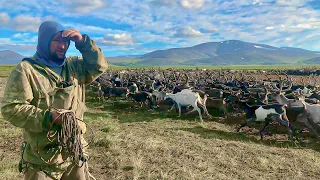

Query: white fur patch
left=255, top=107, right=277, bottom=122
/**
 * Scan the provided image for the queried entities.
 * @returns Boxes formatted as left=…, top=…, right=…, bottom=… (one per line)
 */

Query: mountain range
left=107, top=40, right=320, bottom=66
left=1, top=40, right=320, bottom=66
left=0, top=50, right=25, bottom=65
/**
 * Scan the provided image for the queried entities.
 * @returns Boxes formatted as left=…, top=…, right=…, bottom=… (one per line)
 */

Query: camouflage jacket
left=1, top=34, right=108, bottom=166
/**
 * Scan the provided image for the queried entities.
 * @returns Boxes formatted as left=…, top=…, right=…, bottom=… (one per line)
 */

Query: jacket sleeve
left=69, top=34, right=108, bottom=85
left=0, top=64, right=52, bottom=133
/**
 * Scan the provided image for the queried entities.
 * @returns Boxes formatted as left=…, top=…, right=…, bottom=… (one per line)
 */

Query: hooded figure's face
left=36, top=21, right=70, bottom=67
left=49, top=31, right=69, bottom=60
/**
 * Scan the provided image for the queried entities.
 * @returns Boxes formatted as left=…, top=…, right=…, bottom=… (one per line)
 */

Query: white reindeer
left=152, top=89, right=167, bottom=102
left=164, top=90, right=210, bottom=123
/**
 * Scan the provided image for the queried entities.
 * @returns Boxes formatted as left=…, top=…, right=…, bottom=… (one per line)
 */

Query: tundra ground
left=1, top=74, right=320, bottom=179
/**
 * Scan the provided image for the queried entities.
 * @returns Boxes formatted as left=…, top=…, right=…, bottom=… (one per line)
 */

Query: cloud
left=62, top=23, right=120, bottom=35
left=173, top=26, right=203, bottom=38
left=94, top=33, right=134, bottom=46
left=12, top=33, right=30, bottom=39
left=290, top=23, right=316, bottom=29
left=252, top=0, right=263, bottom=5
left=0, top=37, right=37, bottom=52
left=0, top=13, right=10, bottom=26
left=265, top=26, right=274, bottom=30
left=9, top=15, right=42, bottom=32
left=10, top=33, right=38, bottom=43
left=0, top=1, right=43, bottom=14
left=180, top=0, right=205, bottom=9
left=149, top=0, right=177, bottom=7
left=2, top=0, right=320, bottom=55
left=0, top=38, right=12, bottom=44
left=0, top=43, right=36, bottom=52
left=202, top=26, right=218, bottom=33
left=133, top=31, right=172, bottom=44
left=54, top=0, right=106, bottom=14
left=30, top=36, right=38, bottom=43
left=4, top=15, right=54, bottom=32
left=276, top=0, right=308, bottom=7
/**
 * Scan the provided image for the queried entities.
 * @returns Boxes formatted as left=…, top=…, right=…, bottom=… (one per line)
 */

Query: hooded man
left=1, top=21, right=108, bottom=179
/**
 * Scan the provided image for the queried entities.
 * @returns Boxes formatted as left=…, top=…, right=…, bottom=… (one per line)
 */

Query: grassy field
left=0, top=66, right=15, bottom=77
left=108, top=64, right=320, bottom=70
left=129, top=64, right=320, bottom=70
left=1, top=66, right=320, bottom=179
left=1, top=75, right=320, bottom=179
left=2, top=64, right=320, bottom=75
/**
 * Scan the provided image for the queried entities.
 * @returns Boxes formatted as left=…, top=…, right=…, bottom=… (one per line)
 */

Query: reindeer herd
left=88, top=68, right=320, bottom=144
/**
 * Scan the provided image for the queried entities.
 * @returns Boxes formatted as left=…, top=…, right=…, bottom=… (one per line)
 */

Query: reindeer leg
left=178, top=104, right=182, bottom=118
left=204, top=106, right=212, bottom=118
left=197, top=97, right=211, bottom=119
left=195, top=106, right=203, bottom=123
left=185, top=108, right=196, bottom=115
left=203, top=105, right=212, bottom=119
left=279, top=114, right=300, bottom=144
left=288, top=123, right=304, bottom=145
left=237, top=118, right=251, bottom=132
left=146, top=99, right=151, bottom=110
left=259, top=116, right=272, bottom=140
left=168, top=104, right=175, bottom=112
left=222, top=106, right=228, bottom=118
left=202, top=96, right=212, bottom=119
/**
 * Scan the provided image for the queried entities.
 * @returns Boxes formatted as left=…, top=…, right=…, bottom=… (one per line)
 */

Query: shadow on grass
left=177, top=126, right=320, bottom=152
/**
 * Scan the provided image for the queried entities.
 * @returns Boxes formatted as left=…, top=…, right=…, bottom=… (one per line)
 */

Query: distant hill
left=112, top=55, right=142, bottom=59
left=135, top=40, right=320, bottom=66
left=106, top=57, right=143, bottom=66
left=2, top=40, right=320, bottom=66
left=304, top=57, right=320, bottom=64
left=0, top=50, right=25, bottom=65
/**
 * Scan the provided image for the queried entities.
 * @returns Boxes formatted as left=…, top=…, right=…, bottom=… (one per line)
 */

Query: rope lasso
left=46, top=107, right=97, bottom=179
left=47, top=108, right=85, bottom=167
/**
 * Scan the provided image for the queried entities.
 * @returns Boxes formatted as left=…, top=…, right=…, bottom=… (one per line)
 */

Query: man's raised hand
left=62, top=29, right=84, bottom=43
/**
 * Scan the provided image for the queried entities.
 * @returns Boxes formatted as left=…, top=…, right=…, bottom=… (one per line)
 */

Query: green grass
left=104, top=64, right=320, bottom=70
left=0, top=115, right=24, bottom=180
left=0, top=66, right=15, bottom=77
left=2, top=64, right=320, bottom=73
left=83, top=97, right=320, bottom=179
left=2, top=69, right=320, bottom=179
left=1, top=91, right=320, bottom=179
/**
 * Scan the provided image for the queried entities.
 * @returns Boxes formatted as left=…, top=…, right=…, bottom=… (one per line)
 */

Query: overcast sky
left=0, top=0, right=320, bottom=57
